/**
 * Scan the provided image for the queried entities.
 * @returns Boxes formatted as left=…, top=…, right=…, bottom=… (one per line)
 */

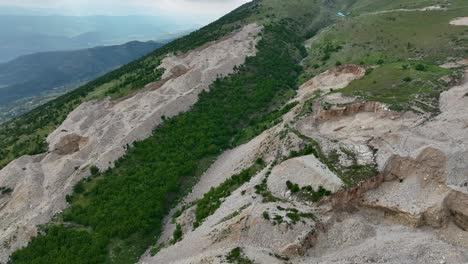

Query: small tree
left=89, top=166, right=99, bottom=176
left=415, top=64, right=426, bottom=71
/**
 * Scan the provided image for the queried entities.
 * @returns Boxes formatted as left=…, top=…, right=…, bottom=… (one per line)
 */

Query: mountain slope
left=1, top=0, right=468, bottom=263
left=0, top=41, right=164, bottom=123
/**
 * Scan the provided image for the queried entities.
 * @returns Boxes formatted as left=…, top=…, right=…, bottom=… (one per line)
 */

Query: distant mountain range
left=0, top=40, right=164, bottom=122
left=0, top=15, right=195, bottom=62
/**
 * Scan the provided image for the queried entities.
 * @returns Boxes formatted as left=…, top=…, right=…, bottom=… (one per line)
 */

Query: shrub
left=226, top=247, right=254, bottom=264
left=286, top=212, right=300, bottom=222
left=262, top=211, right=270, bottom=220
left=0, top=187, right=13, bottom=195
left=286, top=180, right=300, bottom=193
left=171, top=224, right=183, bottom=244
left=403, top=77, right=412, bottom=82
left=72, top=181, right=85, bottom=194
left=255, top=178, right=279, bottom=203
left=89, top=166, right=99, bottom=176
left=321, top=53, right=330, bottom=61
left=415, top=64, right=426, bottom=71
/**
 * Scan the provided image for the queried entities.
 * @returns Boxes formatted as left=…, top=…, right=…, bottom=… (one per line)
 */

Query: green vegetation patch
left=348, top=0, right=449, bottom=14
left=271, top=206, right=317, bottom=225
left=171, top=224, right=183, bottom=244
left=304, top=6, right=468, bottom=75
left=0, top=186, right=13, bottom=195
left=286, top=181, right=332, bottom=202
left=193, top=161, right=265, bottom=228
left=338, top=62, right=452, bottom=112
left=254, top=167, right=282, bottom=203
left=226, top=247, right=255, bottom=264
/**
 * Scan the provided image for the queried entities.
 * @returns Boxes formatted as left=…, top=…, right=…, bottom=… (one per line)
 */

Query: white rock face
left=450, top=17, right=468, bottom=26
left=0, top=23, right=262, bottom=263
left=267, top=155, right=344, bottom=198
left=295, top=65, right=365, bottom=102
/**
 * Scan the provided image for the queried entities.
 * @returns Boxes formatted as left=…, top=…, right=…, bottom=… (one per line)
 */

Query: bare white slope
left=268, top=155, right=344, bottom=198
left=0, top=23, right=262, bottom=263
left=450, top=17, right=468, bottom=26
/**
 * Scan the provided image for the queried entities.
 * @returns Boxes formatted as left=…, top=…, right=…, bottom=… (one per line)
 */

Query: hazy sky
left=0, top=0, right=251, bottom=23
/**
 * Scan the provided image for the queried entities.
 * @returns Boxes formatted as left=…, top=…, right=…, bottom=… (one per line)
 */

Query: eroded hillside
left=1, top=0, right=468, bottom=263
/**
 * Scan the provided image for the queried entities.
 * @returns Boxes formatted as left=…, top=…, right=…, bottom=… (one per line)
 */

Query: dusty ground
left=303, top=211, right=468, bottom=264
left=441, top=59, right=468, bottom=69
left=450, top=17, right=468, bottom=26
left=267, top=155, right=344, bottom=198
left=295, top=65, right=365, bottom=102
left=0, top=23, right=262, bottom=263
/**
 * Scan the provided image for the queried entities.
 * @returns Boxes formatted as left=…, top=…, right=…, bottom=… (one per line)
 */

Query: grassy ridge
left=339, top=62, right=452, bottom=112
left=11, top=22, right=305, bottom=263
left=304, top=5, right=468, bottom=74
left=302, top=2, right=467, bottom=112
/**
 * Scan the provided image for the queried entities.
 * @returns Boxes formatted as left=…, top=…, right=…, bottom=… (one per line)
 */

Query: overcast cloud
left=0, top=0, right=251, bottom=23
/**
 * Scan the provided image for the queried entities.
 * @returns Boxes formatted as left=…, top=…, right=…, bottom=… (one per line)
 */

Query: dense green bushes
left=171, top=224, right=183, bottom=244
left=226, top=247, right=254, bottom=264
left=9, top=226, right=107, bottom=264
left=11, top=21, right=305, bottom=263
left=286, top=181, right=332, bottom=202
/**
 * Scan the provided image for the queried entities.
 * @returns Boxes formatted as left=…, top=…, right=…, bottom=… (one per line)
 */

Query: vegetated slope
left=0, top=41, right=164, bottom=123
left=9, top=21, right=304, bottom=264
left=302, top=1, right=468, bottom=111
